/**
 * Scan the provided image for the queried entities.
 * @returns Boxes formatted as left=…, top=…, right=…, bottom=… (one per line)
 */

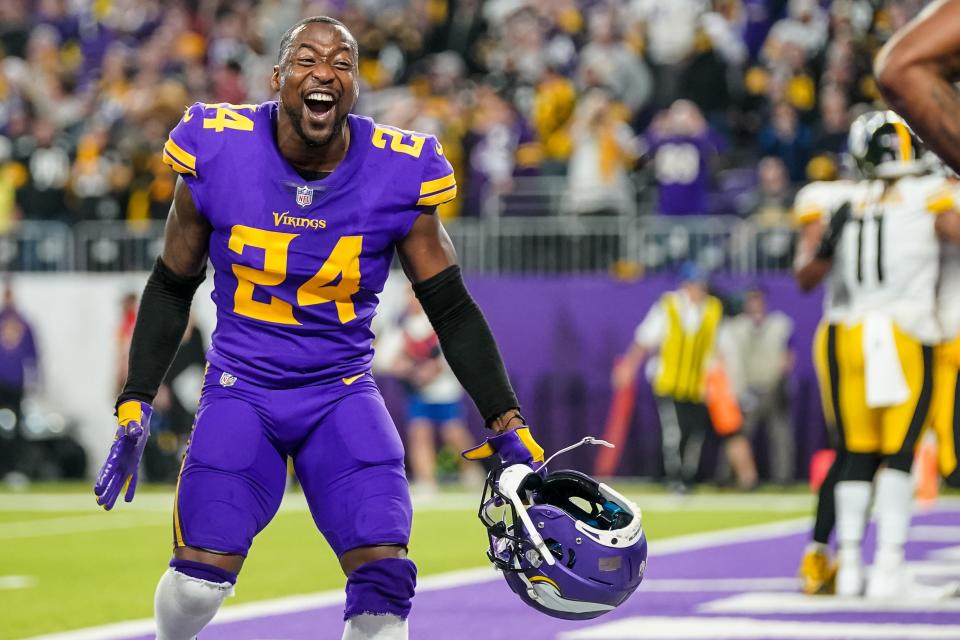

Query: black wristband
left=412, top=265, right=520, bottom=426
left=118, top=258, right=205, bottom=406
left=814, top=201, right=851, bottom=260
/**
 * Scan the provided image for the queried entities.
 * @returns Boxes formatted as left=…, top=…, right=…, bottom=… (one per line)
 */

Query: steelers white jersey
left=840, top=174, right=952, bottom=344
left=793, top=179, right=861, bottom=323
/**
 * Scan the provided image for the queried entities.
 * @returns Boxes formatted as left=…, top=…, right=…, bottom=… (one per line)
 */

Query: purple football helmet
left=478, top=443, right=647, bottom=620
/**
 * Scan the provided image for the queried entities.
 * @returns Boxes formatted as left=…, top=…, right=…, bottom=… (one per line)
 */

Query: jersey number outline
left=203, top=104, right=258, bottom=133
left=372, top=125, right=426, bottom=158
left=854, top=214, right=884, bottom=284
left=228, top=225, right=362, bottom=326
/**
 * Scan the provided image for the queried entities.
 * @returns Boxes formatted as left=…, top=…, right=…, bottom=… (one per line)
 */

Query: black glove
left=814, top=201, right=851, bottom=260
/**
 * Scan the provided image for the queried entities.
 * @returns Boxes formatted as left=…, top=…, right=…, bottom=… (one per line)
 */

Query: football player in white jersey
left=827, top=111, right=960, bottom=598
left=793, top=176, right=862, bottom=595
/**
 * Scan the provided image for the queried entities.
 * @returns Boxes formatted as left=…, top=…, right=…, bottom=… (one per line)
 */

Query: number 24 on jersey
left=229, top=225, right=362, bottom=326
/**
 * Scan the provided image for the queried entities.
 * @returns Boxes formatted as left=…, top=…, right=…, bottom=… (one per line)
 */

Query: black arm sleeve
left=412, top=265, right=519, bottom=425
left=118, top=258, right=205, bottom=406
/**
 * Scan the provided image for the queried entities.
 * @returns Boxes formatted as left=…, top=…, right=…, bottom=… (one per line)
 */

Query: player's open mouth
left=304, top=92, right=336, bottom=121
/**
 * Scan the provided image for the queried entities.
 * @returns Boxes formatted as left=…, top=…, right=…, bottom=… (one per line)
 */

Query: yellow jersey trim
left=419, top=173, right=456, bottom=196
left=417, top=185, right=458, bottom=207
left=162, top=150, right=198, bottom=177
left=794, top=206, right=825, bottom=226
left=173, top=457, right=186, bottom=547
left=926, top=190, right=956, bottom=215
left=164, top=137, right=197, bottom=171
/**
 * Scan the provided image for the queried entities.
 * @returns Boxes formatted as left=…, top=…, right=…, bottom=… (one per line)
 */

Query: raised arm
left=875, top=0, right=960, bottom=174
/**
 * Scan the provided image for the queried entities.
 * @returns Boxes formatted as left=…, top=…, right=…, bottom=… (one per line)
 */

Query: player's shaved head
left=278, top=16, right=358, bottom=66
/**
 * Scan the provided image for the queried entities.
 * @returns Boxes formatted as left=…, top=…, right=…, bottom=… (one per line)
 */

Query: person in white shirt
left=719, top=286, right=795, bottom=484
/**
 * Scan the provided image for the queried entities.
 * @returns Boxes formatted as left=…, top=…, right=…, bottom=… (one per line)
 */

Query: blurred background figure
left=114, top=291, right=138, bottom=396
left=640, top=100, right=724, bottom=217
left=0, top=278, right=39, bottom=481
left=375, top=289, right=482, bottom=496
left=613, top=262, right=724, bottom=492
left=566, top=88, right=639, bottom=217
left=146, top=317, right=205, bottom=483
left=719, top=285, right=796, bottom=485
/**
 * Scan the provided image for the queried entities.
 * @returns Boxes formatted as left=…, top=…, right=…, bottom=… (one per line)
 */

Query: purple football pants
left=173, top=363, right=412, bottom=558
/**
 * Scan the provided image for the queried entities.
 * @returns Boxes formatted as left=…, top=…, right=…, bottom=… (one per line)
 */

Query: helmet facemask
left=477, top=438, right=648, bottom=619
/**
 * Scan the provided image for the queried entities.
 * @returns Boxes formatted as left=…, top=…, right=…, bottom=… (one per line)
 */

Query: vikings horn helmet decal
left=478, top=438, right=647, bottom=620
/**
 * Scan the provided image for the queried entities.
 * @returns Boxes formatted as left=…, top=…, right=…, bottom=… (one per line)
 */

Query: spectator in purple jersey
left=92, top=17, right=543, bottom=640
left=0, top=279, right=39, bottom=480
left=739, top=0, right=783, bottom=62
left=641, top=100, right=724, bottom=217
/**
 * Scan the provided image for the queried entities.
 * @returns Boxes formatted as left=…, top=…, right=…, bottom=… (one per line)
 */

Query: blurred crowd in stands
left=0, top=0, right=928, bottom=231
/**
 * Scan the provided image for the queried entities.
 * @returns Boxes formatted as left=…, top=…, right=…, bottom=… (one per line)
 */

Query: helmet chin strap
left=541, top=437, right=614, bottom=471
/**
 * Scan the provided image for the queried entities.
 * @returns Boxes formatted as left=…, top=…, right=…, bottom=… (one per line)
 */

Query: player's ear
left=271, top=65, right=281, bottom=92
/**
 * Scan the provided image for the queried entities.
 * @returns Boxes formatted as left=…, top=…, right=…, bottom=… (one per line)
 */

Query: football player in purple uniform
left=93, top=17, right=542, bottom=640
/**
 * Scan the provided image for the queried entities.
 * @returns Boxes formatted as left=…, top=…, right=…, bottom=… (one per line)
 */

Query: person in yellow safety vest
left=613, top=262, right=757, bottom=492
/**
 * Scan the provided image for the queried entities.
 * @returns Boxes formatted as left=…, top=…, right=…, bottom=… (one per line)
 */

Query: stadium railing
left=1, top=216, right=796, bottom=275
left=0, top=220, right=75, bottom=272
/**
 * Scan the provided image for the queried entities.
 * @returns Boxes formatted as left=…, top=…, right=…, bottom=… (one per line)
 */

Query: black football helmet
left=847, top=110, right=927, bottom=179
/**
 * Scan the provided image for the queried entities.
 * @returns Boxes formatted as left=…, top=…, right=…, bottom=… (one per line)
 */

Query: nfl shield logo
left=296, top=186, right=313, bottom=208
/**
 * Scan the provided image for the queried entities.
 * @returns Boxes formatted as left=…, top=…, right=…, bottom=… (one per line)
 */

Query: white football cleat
left=836, top=560, right=865, bottom=596
left=865, top=561, right=905, bottom=599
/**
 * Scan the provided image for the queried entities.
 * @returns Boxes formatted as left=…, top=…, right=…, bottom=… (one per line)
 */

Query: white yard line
left=909, top=525, right=960, bottom=542
left=702, top=591, right=960, bottom=614
left=13, top=489, right=959, bottom=515
left=0, top=490, right=834, bottom=514
left=0, top=575, right=36, bottom=589
left=558, top=616, right=960, bottom=639
left=22, top=517, right=818, bottom=640
left=641, top=577, right=799, bottom=592
left=0, top=514, right=165, bottom=540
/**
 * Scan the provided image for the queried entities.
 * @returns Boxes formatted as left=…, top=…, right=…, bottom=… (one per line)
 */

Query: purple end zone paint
left=118, top=507, right=960, bottom=640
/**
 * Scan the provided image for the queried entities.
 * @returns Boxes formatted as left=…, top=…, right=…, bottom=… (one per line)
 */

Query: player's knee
left=841, top=452, right=881, bottom=482
left=343, top=556, right=417, bottom=621
left=161, top=568, right=232, bottom=612
left=155, top=560, right=236, bottom=639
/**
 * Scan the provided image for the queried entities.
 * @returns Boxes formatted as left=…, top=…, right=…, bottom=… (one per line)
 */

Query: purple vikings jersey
left=645, top=132, right=721, bottom=216
left=162, top=101, right=456, bottom=387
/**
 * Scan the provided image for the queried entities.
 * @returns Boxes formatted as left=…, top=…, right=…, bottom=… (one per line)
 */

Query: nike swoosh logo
left=182, top=109, right=194, bottom=123
left=342, top=373, right=365, bottom=385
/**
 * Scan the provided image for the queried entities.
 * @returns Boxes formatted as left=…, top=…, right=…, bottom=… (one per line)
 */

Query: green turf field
left=0, top=483, right=813, bottom=640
